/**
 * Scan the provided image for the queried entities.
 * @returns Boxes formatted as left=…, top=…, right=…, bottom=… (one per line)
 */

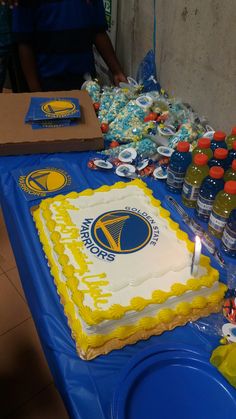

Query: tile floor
left=0, top=209, right=69, bottom=418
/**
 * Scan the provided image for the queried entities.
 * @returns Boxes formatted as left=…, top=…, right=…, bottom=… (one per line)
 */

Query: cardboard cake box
left=0, top=90, right=103, bottom=155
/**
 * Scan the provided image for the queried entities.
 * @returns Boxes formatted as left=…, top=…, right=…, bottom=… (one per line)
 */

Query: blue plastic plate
left=112, top=344, right=236, bottom=419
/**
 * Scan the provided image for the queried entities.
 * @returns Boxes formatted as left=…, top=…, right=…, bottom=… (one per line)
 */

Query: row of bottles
left=166, top=137, right=236, bottom=258
left=167, top=136, right=236, bottom=194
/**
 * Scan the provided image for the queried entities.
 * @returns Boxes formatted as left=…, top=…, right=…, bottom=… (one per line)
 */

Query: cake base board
left=77, top=301, right=222, bottom=360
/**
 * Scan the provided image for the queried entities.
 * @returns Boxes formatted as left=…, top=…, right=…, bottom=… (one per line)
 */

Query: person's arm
left=18, top=43, right=42, bottom=92
left=94, top=31, right=127, bottom=86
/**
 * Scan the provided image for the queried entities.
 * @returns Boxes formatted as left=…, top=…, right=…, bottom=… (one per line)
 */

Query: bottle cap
left=232, top=141, right=236, bottom=150
left=213, top=131, right=226, bottom=141
left=214, top=148, right=228, bottom=160
left=198, top=137, right=211, bottom=149
left=224, top=180, right=236, bottom=195
left=232, top=160, right=236, bottom=171
left=193, top=153, right=208, bottom=166
left=177, top=141, right=190, bottom=152
left=209, top=166, right=224, bottom=179
left=231, top=127, right=236, bottom=136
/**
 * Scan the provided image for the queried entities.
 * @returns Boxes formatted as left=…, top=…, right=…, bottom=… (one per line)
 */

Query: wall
left=116, top=0, right=236, bottom=131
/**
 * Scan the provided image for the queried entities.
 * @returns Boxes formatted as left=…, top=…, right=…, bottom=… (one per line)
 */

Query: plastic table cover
left=0, top=151, right=235, bottom=419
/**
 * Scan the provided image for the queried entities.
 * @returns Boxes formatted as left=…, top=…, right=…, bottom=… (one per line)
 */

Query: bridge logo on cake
left=19, top=168, right=71, bottom=197
left=41, top=100, right=76, bottom=117
left=91, top=210, right=152, bottom=254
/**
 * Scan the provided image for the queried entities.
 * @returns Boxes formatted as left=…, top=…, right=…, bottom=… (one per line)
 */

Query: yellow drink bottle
left=208, top=181, right=236, bottom=238
left=224, top=160, right=236, bottom=182
left=226, top=127, right=236, bottom=150
left=192, top=137, right=213, bottom=160
left=182, top=153, right=209, bottom=208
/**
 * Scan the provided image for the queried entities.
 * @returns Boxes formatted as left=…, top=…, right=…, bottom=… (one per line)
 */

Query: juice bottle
left=208, top=181, right=236, bottom=238
left=221, top=209, right=236, bottom=257
left=192, top=137, right=213, bottom=160
left=210, top=131, right=227, bottom=152
left=166, top=141, right=192, bottom=193
left=228, top=141, right=236, bottom=165
left=182, top=153, right=209, bottom=208
left=226, top=127, right=236, bottom=150
left=224, top=160, right=236, bottom=182
left=196, top=166, right=225, bottom=221
left=208, top=148, right=229, bottom=170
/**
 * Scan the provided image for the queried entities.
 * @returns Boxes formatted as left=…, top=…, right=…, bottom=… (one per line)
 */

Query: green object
left=192, top=137, right=213, bottom=160
left=208, top=180, right=236, bottom=238
left=224, top=160, right=236, bottom=182
left=182, top=153, right=209, bottom=208
left=210, top=343, right=236, bottom=389
left=226, top=127, right=236, bottom=150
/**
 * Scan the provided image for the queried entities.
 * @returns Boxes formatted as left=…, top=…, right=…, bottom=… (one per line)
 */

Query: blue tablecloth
left=0, top=151, right=235, bottom=419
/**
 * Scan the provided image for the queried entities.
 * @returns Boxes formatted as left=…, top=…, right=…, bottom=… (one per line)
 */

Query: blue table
left=0, top=151, right=235, bottom=419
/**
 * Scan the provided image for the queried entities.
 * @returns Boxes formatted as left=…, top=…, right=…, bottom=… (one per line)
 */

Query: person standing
left=13, top=0, right=127, bottom=92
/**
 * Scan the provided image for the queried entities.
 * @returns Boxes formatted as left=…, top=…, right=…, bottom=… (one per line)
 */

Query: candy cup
left=115, top=164, right=136, bottom=178
left=157, top=146, right=174, bottom=158
left=118, top=147, right=137, bottom=163
left=153, top=165, right=168, bottom=180
left=93, top=159, right=113, bottom=170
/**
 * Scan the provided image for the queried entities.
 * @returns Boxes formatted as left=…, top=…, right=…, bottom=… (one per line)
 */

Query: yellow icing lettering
left=81, top=274, right=111, bottom=308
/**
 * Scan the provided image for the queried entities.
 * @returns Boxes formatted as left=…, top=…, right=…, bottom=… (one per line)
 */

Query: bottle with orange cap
left=221, top=209, right=236, bottom=257
left=166, top=141, right=192, bottom=193
left=224, top=160, right=236, bottom=182
left=210, top=131, right=227, bottom=152
left=208, top=180, right=236, bottom=238
left=228, top=141, right=236, bottom=166
left=226, top=127, right=236, bottom=150
left=182, top=153, right=209, bottom=207
left=208, top=148, right=229, bottom=170
left=196, top=166, right=225, bottom=221
left=192, top=137, right=213, bottom=160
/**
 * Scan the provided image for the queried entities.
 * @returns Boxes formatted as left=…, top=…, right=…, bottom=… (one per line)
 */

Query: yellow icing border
left=79, top=283, right=226, bottom=352
left=33, top=179, right=221, bottom=330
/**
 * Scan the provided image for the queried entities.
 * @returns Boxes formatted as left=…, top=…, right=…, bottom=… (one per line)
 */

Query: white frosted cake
left=33, top=180, right=225, bottom=359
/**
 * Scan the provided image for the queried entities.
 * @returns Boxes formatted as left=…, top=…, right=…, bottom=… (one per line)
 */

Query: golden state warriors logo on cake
left=19, top=168, right=71, bottom=198
left=80, top=208, right=160, bottom=261
left=92, top=211, right=152, bottom=254
left=41, top=100, right=76, bottom=118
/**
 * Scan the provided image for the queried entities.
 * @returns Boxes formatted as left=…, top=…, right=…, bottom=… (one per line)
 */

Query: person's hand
left=113, top=72, right=128, bottom=86
left=0, top=0, right=18, bottom=8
